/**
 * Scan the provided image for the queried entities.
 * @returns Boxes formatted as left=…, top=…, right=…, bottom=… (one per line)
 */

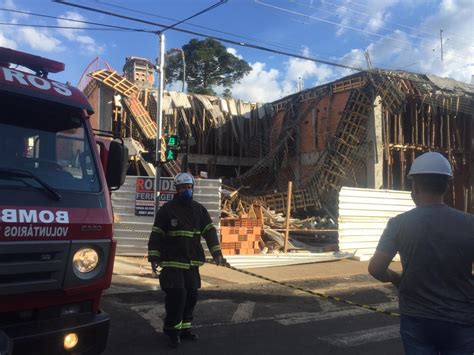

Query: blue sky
left=1, top=0, right=472, bottom=102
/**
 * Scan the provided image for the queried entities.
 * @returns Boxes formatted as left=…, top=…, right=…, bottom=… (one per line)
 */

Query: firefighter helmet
left=174, top=172, right=195, bottom=186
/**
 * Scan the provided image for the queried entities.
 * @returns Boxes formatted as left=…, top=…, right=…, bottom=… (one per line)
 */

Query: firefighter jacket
left=148, top=196, right=222, bottom=269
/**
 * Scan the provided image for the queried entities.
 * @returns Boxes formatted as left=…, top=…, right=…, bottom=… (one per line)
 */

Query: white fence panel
left=338, top=186, right=415, bottom=261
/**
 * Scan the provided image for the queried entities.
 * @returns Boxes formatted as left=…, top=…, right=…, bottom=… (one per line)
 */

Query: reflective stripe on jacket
left=148, top=196, right=222, bottom=268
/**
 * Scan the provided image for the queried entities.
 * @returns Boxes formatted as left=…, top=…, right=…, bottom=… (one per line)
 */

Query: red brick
left=221, top=234, right=239, bottom=243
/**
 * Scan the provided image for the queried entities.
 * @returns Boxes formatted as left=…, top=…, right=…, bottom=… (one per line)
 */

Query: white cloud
left=324, top=0, right=399, bottom=36
left=359, top=0, right=474, bottom=83
left=0, top=2, right=63, bottom=53
left=57, top=12, right=86, bottom=39
left=190, top=0, right=473, bottom=102
left=222, top=49, right=338, bottom=102
left=226, top=47, right=243, bottom=59
left=18, top=27, right=63, bottom=52
left=440, top=0, right=459, bottom=11
left=2, top=0, right=17, bottom=10
left=57, top=11, right=104, bottom=55
left=0, top=32, right=17, bottom=48
left=224, top=0, right=473, bottom=103
left=367, top=11, right=386, bottom=32
left=229, top=62, right=283, bottom=102
left=284, top=48, right=334, bottom=89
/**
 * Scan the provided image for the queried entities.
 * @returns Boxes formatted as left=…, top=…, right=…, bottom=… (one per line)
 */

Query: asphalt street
left=101, top=258, right=404, bottom=355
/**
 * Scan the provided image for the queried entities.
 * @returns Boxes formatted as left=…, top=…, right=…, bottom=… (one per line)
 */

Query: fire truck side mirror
left=106, top=140, right=128, bottom=191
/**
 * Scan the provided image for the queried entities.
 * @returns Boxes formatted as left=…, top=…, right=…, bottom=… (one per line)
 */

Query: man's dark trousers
left=159, top=267, right=200, bottom=336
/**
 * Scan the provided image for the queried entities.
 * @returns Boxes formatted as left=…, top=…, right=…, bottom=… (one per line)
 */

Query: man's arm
left=368, top=217, right=401, bottom=288
left=148, top=206, right=167, bottom=264
left=368, top=250, right=401, bottom=288
left=199, top=206, right=226, bottom=265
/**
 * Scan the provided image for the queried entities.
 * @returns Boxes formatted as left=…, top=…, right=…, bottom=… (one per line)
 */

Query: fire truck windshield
left=0, top=95, right=100, bottom=193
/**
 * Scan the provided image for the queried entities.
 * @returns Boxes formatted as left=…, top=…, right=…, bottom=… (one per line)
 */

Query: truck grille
left=0, top=241, right=69, bottom=295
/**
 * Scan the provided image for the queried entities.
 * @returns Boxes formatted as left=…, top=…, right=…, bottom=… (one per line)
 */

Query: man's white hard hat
left=408, top=152, right=453, bottom=178
left=174, top=172, right=195, bottom=186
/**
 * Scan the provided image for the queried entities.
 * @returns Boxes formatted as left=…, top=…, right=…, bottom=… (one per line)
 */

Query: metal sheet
left=194, top=94, right=214, bottom=111
left=170, top=91, right=192, bottom=109
left=238, top=100, right=252, bottom=119
left=219, top=98, right=229, bottom=113
left=162, top=93, right=173, bottom=115
left=338, top=187, right=415, bottom=261
left=227, top=99, right=238, bottom=116
left=225, top=252, right=353, bottom=269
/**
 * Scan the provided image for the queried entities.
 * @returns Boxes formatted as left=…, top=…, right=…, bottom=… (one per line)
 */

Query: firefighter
left=148, top=172, right=226, bottom=348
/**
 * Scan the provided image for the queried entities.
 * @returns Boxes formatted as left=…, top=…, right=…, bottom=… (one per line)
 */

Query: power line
left=53, top=0, right=468, bottom=85
left=255, top=0, right=416, bottom=47
left=319, top=0, right=472, bottom=47
left=1, top=4, right=462, bottom=82
left=0, top=7, right=156, bottom=33
left=53, top=0, right=367, bottom=72
left=298, top=0, right=434, bottom=44
left=346, top=0, right=473, bottom=43
left=256, top=0, right=472, bottom=64
left=159, top=0, right=227, bottom=33
left=55, top=0, right=436, bottom=70
left=0, top=21, right=134, bottom=31
left=91, top=0, right=377, bottom=68
left=0, top=6, right=366, bottom=69
left=83, top=0, right=328, bottom=58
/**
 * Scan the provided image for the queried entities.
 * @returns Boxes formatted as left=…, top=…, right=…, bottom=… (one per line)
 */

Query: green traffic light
left=167, top=135, right=179, bottom=147
left=166, top=149, right=177, bottom=161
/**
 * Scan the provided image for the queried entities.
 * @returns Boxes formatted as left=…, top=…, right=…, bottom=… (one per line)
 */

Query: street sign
left=135, top=177, right=176, bottom=216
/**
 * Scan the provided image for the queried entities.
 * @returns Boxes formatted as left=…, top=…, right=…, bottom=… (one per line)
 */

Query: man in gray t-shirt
left=368, top=152, right=473, bottom=354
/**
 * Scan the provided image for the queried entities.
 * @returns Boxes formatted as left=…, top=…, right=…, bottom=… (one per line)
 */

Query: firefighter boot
left=166, top=334, right=180, bottom=348
left=180, top=329, right=198, bottom=341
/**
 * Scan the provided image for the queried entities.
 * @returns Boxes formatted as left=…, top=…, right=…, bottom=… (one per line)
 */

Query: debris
left=220, top=186, right=337, bottom=255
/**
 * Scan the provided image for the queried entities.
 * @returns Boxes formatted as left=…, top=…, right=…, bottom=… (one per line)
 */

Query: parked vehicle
left=0, top=47, right=128, bottom=354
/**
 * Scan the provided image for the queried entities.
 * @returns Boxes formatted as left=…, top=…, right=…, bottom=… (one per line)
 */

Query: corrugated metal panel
left=227, top=99, right=238, bottom=116
left=338, top=187, right=415, bottom=261
left=225, top=252, right=352, bottom=269
left=219, top=98, right=229, bottom=113
left=194, top=94, right=214, bottom=111
left=112, top=176, right=221, bottom=256
left=238, top=100, right=252, bottom=118
left=162, top=94, right=173, bottom=115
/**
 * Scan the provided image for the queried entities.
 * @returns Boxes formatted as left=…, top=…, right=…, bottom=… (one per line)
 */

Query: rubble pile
left=221, top=186, right=338, bottom=254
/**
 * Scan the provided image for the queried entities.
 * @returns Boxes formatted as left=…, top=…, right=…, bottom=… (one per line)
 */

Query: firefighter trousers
left=159, top=267, right=201, bottom=336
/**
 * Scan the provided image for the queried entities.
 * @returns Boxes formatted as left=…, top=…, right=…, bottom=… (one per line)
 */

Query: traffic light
left=165, top=135, right=180, bottom=162
left=166, top=135, right=180, bottom=147
left=165, top=148, right=178, bottom=161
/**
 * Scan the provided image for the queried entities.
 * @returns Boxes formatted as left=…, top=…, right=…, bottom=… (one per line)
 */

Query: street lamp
left=167, top=48, right=186, bottom=92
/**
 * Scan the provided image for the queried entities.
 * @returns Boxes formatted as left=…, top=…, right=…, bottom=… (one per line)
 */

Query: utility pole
left=154, top=32, right=165, bottom=217
left=440, top=29, right=444, bottom=62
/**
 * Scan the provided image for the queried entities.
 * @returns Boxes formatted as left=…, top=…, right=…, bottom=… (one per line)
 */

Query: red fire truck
left=0, top=47, right=128, bottom=354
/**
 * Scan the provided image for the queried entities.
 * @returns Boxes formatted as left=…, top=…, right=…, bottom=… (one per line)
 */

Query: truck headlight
left=73, top=248, right=99, bottom=273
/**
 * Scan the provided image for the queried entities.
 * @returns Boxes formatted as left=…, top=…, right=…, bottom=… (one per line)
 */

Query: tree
left=165, top=38, right=251, bottom=96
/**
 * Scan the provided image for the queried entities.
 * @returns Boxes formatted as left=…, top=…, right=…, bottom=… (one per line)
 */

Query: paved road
left=102, top=260, right=404, bottom=354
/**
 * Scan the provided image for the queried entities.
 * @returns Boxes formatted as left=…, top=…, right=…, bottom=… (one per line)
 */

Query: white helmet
left=408, top=152, right=453, bottom=178
left=174, top=172, right=194, bottom=186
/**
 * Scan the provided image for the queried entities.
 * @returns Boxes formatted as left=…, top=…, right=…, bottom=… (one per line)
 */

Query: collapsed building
left=80, top=56, right=473, bottom=217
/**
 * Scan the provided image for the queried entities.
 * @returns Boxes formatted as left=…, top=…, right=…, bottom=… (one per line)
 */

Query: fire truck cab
left=0, top=47, right=127, bottom=354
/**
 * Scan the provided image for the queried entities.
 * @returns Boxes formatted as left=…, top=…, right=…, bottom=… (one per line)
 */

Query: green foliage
left=165, top=38, right=251, bottom=95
